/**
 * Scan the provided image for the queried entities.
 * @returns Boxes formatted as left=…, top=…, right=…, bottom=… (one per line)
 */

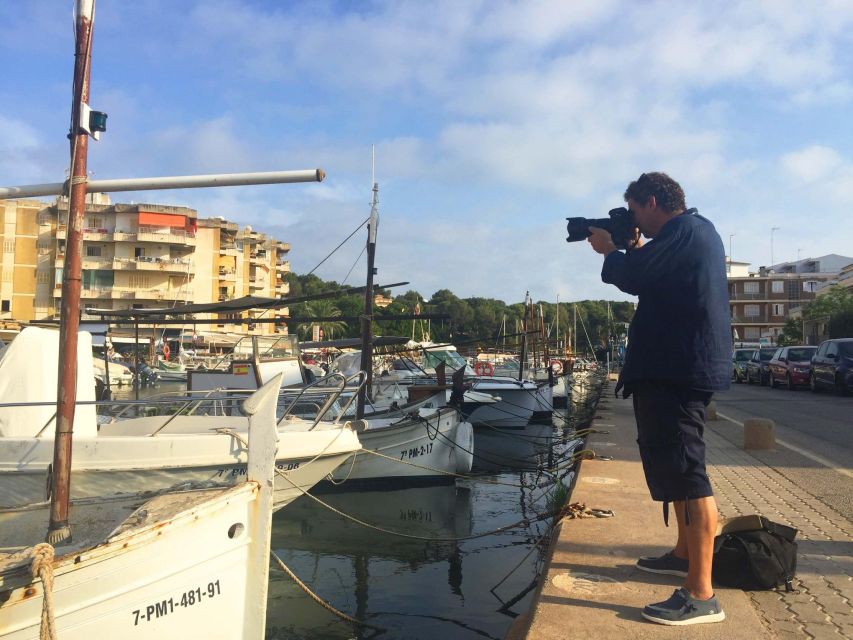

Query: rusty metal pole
left=356, top=183, right=379, bottom=419
left=47, top=0, right=95, bottom=545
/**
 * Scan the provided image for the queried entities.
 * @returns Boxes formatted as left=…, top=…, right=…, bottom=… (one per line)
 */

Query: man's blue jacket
left=602, top=209, right=732, bottom=393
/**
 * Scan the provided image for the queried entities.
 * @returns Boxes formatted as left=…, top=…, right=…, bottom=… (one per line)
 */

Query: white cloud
left=781, top=145, right=844, bottom=183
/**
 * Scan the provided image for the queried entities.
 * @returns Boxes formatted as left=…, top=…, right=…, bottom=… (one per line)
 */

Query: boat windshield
left=423, top=349, right=468, bottom=371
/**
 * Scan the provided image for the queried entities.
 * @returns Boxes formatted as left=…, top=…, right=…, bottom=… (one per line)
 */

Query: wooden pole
left=48, top=0, right=95, bottom=545
left=356, top=182, right=379, bottom=419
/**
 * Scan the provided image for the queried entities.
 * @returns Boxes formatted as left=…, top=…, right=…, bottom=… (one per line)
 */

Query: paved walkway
left=512, top=382, right=853, bottom=639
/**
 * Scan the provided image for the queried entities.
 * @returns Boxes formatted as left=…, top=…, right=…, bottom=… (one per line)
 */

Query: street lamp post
left=728, top=234, right=735, bottom=266
left=771, top=227, right=780, bottom=267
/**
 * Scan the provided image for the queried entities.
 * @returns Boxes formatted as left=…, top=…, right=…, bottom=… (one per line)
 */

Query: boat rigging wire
left=306, top=217, right=369, bottom=277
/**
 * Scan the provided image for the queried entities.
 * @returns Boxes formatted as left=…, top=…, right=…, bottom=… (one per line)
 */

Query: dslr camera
left=566, top=207, right=637, bottom=250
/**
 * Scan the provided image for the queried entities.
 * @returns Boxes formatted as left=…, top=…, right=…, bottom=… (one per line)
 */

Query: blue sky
left=3, top=0, right=853, bottom=303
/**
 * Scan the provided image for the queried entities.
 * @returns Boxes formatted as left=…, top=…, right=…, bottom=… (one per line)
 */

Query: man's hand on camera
left=587, top=227, right=618, bottom=256
left=627, top=227, right=643, bottom=251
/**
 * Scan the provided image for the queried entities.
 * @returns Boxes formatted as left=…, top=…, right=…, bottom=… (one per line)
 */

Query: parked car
left=768, top=345, right=817, bottom=390
left=732, top=348, right=754, bottom=383
left=810, top=338, right=853, bottom=395
left=746, top=347, right=776, bottom=385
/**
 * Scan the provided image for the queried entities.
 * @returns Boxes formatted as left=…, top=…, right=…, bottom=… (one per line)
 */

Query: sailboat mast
left=356, top=180, right=379, bottom=419
left=48, top=0, right=95, bottom=544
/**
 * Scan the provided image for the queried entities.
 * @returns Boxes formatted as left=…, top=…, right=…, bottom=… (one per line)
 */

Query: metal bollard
left=707, top=401, right=718, bottom=421
left=743, top=418, right=775, bottom=450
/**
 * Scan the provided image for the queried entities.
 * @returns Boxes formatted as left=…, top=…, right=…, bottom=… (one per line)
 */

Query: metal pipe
left=0, top=169, right=325, bottom=200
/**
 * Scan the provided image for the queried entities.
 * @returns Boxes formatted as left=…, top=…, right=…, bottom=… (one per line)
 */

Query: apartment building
left=0, top=199, right=45, bottom=322
left=728, top=254, right=853, bottom=344
left=0, top=197, right=293, bottom=336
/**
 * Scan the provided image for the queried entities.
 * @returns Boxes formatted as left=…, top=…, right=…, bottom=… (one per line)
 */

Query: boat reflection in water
left=265, top=412, right=583, bottom=640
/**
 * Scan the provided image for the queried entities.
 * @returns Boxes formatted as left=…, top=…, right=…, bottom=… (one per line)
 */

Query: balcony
left=82, top=256, right=112, bottom=269
left=218, top=268, right=237, bottom=281
left=113, top=257, right=192, bottom=272
left=219, top=244, right=238, bottom=256
left=136, top=226, right=196, bottom=246
left=276, top=260, right=290, bottom=272
left=112, top=230, right=136, bottom=241
left=731, top=314, right=784, bottom=324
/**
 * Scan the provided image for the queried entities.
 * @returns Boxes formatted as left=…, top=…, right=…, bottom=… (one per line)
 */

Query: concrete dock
left=510, top=382, right=853, bottom=640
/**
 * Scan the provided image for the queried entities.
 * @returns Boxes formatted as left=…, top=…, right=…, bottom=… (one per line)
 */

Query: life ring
left=550, top=359, right=563, bottom=374
left=163, top=344, right=171, bottom=360
left=473, top=361, right=494, bottom=376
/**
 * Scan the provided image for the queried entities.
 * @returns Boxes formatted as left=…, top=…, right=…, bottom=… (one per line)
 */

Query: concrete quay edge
left=508, top=382, right=844, bottom=640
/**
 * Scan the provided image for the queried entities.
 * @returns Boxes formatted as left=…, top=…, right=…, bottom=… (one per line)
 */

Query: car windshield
left=733, top=350, right=752, bottom=362
left=759, top=349, right=775, bottom=361
left=840, top=343, right=853, bottom=358
left=787, top=347, right=816, bottom=361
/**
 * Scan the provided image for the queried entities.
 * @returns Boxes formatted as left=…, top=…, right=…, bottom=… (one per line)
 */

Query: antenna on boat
left=357, top=147, right=379, bottom=419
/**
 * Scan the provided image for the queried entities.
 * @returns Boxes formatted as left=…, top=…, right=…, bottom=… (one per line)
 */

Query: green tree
left=777, top=317, right=803, bottom=346
left=298, top=299, right=346, bottom=340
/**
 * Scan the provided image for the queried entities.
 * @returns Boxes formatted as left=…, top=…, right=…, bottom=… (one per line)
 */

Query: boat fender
left=454, top=421, right=474, bottom=473
left=550, top=359, right=563, bottom=374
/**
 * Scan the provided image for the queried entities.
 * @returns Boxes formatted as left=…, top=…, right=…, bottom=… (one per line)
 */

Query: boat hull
left=0, top=483, right=268, bottom=639
left=0, top=419, right=360, bottom=510
left=332, top=408, right=472, bottom=482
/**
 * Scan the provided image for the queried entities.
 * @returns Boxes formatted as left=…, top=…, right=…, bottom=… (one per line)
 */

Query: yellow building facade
left=0, top=196, right=291, bottom=336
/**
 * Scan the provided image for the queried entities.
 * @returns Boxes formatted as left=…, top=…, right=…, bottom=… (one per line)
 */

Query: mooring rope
left=275, top=467, right=560, bottom=542
left=29, top=543, right=57, bottom=640
left=270, top=550, right=386, bottom=632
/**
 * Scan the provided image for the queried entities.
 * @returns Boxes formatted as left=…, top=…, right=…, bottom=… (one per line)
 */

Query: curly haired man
left=587, top=172, right=731, bottom=625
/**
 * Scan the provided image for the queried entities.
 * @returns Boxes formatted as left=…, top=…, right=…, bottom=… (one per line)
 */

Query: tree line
left=284, top=272, right=635, bottom=354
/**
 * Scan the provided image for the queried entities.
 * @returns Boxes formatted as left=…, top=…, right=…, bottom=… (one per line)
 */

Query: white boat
left=92, top=357, right=135, bottom=386
left=0, top=327, right=362, bottom=510
left=0, top=370, right=282, bottom=639
left=155, top=358, right=188, bottom=382
left=335, top=405, right=473, bottom=482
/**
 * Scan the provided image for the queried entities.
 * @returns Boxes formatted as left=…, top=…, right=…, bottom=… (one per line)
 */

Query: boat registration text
left=132, top=579, right=221, bottom=625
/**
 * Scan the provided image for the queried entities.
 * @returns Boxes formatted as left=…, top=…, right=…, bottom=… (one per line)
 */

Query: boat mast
left=356, top=157, right=379, bottom=419
left=48, top=0, right=95, bottom=545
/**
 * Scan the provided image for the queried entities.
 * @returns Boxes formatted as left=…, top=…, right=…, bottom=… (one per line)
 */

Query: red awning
left=138, top=211, right=186, bottom=227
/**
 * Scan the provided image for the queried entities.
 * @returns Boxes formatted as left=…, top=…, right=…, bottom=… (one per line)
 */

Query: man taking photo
left=587, top=172, right=731, bottom=625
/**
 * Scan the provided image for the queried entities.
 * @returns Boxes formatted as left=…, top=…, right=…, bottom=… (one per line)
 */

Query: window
left=745, top=327, right=760, bottom=339
left=1, top=269, right=11, bottom=283
left=744, top=304, right=760, bottom=317
left=826, top=342, right=838, bottom=358
left=772, top=281, right=784, bottom=293
left=772, top=304, right=785, bottom=316
left=128, top=274, right=150, bottom=288
left=744, top=281, right=760, bottom=294
left=3, top=239, right=14, bottom=253
left=89, top=216, right=102, bottom=228
left=1, top=300, right=9, bottom=312
left=86, top=245, right=102, bottom=257
left=135, top=247, right=145, bottom=258
left=803, top=281, right=819, bottom=293
left=37, top=271, right=50, bottom=284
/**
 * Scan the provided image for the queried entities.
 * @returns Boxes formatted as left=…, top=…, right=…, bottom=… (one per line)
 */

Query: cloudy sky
left=3, top=1, right=853, bottom=304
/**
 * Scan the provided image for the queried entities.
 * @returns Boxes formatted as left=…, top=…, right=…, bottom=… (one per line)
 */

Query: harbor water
left=110, top=379, right=596, bottom=640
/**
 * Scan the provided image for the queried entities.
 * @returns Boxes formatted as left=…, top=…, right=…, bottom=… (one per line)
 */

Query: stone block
left=744, top=418, right=775, bottom=450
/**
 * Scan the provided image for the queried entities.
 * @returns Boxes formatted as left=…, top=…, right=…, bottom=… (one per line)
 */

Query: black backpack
left=712, top=515, right=798, bottom=591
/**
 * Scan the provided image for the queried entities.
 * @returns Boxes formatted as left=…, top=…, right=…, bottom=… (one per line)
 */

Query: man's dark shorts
left=631, top=380, right=714, bottom=503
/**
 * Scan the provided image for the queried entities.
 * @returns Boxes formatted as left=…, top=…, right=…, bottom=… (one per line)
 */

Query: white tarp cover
left=333, top=351, right=362, bottom=377
left=0, top=327, right=97, bottom=438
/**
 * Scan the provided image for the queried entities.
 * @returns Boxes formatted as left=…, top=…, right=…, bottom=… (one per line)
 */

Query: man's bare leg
left=672, top=496, right=717, bottom=600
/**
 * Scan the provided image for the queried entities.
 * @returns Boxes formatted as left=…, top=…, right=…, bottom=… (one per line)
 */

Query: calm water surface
left=265, top=409, right=584, bottom=640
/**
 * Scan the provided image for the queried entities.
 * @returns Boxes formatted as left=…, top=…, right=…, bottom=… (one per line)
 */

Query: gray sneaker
left=642, top=587, right=725, bottom=626
left=636, top=551, right=689, bottom=577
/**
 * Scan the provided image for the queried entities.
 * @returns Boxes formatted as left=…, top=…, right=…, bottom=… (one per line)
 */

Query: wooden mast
left=48, top=0, right=95, bottom=544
